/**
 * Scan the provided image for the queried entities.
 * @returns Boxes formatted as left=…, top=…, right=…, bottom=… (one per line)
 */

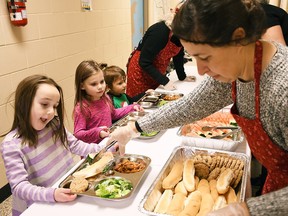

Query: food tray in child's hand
left=177, top=111, right=244, bottom=151
left=59, top=153, right=151, bottom=201
left=138, top=146, right=249, bottom=215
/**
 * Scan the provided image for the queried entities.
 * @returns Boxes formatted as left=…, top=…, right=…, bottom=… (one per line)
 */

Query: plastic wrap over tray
left=177, top=127, right=245, bottom=151
left=177, top=111, right=245, bottom=151
left=139, top=146, right=249, bottom=215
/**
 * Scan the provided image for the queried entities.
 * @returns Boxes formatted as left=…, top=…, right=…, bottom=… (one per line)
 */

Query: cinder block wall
left=0, top=0, right=132, bottom=188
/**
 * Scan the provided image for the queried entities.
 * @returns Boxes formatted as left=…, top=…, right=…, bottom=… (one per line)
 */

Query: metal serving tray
left=177, top=112, right=244, bottom=151
left=138, top=92, right=184, bottom=108
left=109, top=111, right=147, bottom=132
left=177, top=127, right=244, bottom=151
left=59, top=153, right=151, bottom=201
left=139, top=146, right=249, bottom=215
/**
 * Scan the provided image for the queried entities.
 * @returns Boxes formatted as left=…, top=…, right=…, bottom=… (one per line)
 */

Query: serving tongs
left=201, top=126, right=238, bottom=131
left=210, top=129, right=241, bottom=139
left=92, top=140, right=118, bottom=164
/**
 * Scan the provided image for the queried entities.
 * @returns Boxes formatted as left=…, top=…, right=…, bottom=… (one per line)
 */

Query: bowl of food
left=143, top=96, right=159, bottom=103
left=139, top=101, right=153, bottom=109
left=162, top=93, right=183, bottom=101
left=147, top=91, right=162, bottom=97
left=139, top=131, right=160, bottom=139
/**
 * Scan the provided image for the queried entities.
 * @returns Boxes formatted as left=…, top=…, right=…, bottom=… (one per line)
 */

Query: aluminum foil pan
left=138, top=146, right=249, bottom=215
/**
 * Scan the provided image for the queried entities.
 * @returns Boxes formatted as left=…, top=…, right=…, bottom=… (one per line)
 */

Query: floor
left=0, top=196, right=12, bottom=216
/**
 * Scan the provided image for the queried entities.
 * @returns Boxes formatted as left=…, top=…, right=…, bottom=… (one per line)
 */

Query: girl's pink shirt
left=74, top=96, right=136, bottom=143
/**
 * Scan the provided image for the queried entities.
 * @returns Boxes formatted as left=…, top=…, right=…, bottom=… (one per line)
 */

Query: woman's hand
left=207, top=202, right=250, bottom=216
left=54, top=188, right=77, bottom=202
left=183, top=75, right=196, bottom=82
left=161, top=80, right=176, bottom=91
left=99, top=126, right=110, bottom=139
left=106, top=122, right=140, bottom=155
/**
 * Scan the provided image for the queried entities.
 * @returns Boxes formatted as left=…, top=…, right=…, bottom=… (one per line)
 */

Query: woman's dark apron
left=126, top=32, right=182, bottom=97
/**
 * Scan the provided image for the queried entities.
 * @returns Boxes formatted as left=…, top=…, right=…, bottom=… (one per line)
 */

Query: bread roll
left=179, top=191, right=202, bottom=216
left=183, top=159, right=196, bottom=192
left=224, top=186, right=237, bottom=204
left=209, top=179, right=219, bottom=201
left=175, top=181, right=188, bottom=196
left=154, top=189, right=173, bottom=214
left=143, top=189, right=162, bottom=211
left=216, top=168, right=234, bottom=194
left=237, top=190, right=241, bottom=202
left=70, top=177, right=89, bottom=193
left=162, top=161, right=184, bottom=189
left=212, top=195, right=227, bottom=211
left=195, top=176, right=199, bottom=188
left=166, top=193, right=186, bottom=215
left=73, top=152, right=114, bottom=178
left=196, top=193, right=214, bottom=216
left=197, top=179, right=210, bottom=194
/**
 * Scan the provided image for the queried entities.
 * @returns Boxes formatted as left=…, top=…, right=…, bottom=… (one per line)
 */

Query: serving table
left=21, top=65, right=251, bottom=216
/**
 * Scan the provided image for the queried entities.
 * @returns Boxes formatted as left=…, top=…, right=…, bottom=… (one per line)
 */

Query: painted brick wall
left=0, top=0, right=132, bottom=188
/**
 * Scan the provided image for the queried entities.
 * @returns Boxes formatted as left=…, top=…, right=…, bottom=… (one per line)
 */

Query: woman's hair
left=103, top=65, right=126, bottom=90
left=258, top=0, right=269, bottom=3
left=6, top=75, right=67, bottom=147
left=171, top=0, right=267, bottom=46
left=74, top=60, right=110, bottom=117
left=164, top=1, right=186, bottom=29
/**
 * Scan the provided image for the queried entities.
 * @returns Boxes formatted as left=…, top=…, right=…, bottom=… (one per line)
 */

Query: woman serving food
left=108, top=0, right=288, bottom=215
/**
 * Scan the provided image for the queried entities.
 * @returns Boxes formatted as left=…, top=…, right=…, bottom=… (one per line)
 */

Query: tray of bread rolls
left=58, top=152, right=151, bottom=201
left=139, top=146, right=249, bottom=215
left=177, top=111, right=245, bottom=151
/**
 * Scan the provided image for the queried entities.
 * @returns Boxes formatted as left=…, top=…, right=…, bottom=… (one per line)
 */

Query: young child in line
left=73, top=60, right=142, bottom=144
left=103, top=65, right=153, bottom=108
left=0, top=75, right=108, bottom=216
